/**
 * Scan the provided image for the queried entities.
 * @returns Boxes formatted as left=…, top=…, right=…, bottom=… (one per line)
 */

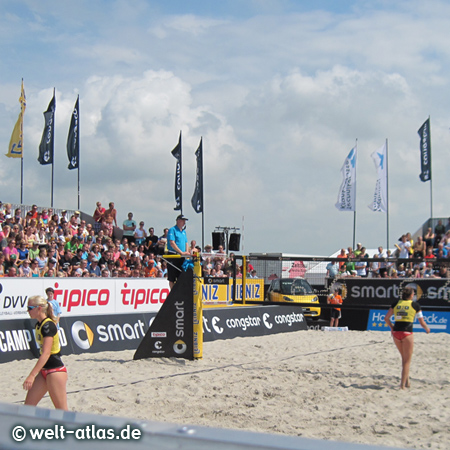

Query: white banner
left=368, top=142, right=388, bottom=213
left=0, top=278, right=170, bottom=321
left=335, top=146, right=357, bottom=211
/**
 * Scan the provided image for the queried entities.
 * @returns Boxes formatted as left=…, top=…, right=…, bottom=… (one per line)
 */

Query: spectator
left=7, top=266, right=17, bottom=277
left=156, top=228, right=169, bottom=256
left=17, top=241, right=29, bottom=261
left=3, top=238, right=19, bottom=267
left=337, top=248, right=347, bottom=270
left=0, top=253, right=5, bottom=276
left=123, top=212, right=137, bottom=244
left=395, top=235, right=411, bottom=259
left=413, top=236, right=426, bottom=258
left=435, top=220, right=445, bottom=247
left=101, top=202, right=117, bottom=238
left=354, top=243, right=363, bottom=257
left=424, top=227, right=435, bottom=249
left=144, top=260, right=158, bottom=278
left=134, top=221, right=147, bottom=246
left=30, top=259, right=40, bottom=277
left=93, top=201, right=105, bottom=233
left=19, top=259, right=32, bottom=277
left=376, top=246, right=387, bottom=277
left=42, top=258, right=57, bottom=277
left=36, top=248, right=48, bottom=271
left=145, top=227, right=158, bottom=254
left=88, top=258, right=101, bottom=276
left=326, top=260, right=339, bottom=278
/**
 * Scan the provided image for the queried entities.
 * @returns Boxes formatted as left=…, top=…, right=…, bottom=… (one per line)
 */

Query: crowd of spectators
left=329, top=219, right=450, bottom=280
left=0, top=201, right=246, bottom=279
left=0, top=201, right=169, bottom=278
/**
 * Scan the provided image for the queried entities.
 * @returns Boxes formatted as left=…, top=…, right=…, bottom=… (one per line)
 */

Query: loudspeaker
left=228, top=233, right=241, bottom=251
left=212, top=232, right=225, bottom=250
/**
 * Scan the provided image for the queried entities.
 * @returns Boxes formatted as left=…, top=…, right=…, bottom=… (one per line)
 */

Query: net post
left=193, top=255, right=203, bottom=359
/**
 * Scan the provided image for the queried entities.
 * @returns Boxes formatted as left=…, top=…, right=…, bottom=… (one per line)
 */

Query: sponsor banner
left=329, top=278, right=450, bottom=308
left=134, top=269, right=194, bottom=360
left=367, top=309, right=450, bottom=333
left=0, top=278, right=170, bottom=320
left=0, top=313, right=158, bottom=363
left=202, top=305, right=307, bottom=341
left=202, top=279, right=264, bottom=304
left=0, top=305, right=308, bottom=363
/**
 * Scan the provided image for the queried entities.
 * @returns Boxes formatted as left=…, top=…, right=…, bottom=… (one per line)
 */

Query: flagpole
left=51, top=88, right=55, bottom=208
left=20, top=157, right=24, bottom=203
left=201, top=138, right=204, bottom=250
left=78, top=95, right=81, bottom=210
left=21, top=79, right=24, bottom=203
left=386, top=138, right=389, bottom=250
left=429, top=115, right=433, bottom=220
left=353, top=138, right=358, bottom=249
left=180, top=131, right=183, bottom=216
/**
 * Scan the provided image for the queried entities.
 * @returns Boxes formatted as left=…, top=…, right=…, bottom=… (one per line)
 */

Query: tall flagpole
left=201, top=138, right=204, bottom=250
left=353, top=138, right=358, bottom=250
left=428, top=116, right=433, bottom=220
left=386, top=138, right=389, bottom=250
left=51, top=88, right=55, bottom=208
left=78, top=95, right=81, bottom=210
left=20, top=79, right=24, bottom=204
left=20, top=157, right=24, bottom=204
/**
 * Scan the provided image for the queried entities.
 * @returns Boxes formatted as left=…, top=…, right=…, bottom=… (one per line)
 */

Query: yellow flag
left=6, top=80, right=26, bottom=158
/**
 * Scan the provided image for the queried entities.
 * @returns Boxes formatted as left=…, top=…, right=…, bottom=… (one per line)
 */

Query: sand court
left=4, top=330, right=449, bottom=449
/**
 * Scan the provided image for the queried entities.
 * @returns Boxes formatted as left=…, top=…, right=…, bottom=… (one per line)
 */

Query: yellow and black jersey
left=35, top=317, right=63, bottom=369
left=390, top=299, right=421, bottom=332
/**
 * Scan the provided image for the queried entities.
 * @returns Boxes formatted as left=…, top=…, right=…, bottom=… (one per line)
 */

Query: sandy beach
left=3, top=330, right=450, bottom=449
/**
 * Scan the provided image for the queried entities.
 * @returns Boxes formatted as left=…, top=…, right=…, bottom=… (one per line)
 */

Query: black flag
left=171, top=132, right=182, bottom=211
left=38, top=90, right=56, bottom=165
left=67, top=96, right=80, bottom=170
left=191, top=138, right=203, bottom=213
left=418, top=118, right=431, bottom=182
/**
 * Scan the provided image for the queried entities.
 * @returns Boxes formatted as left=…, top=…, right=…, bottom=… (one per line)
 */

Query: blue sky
left=1, top=0, right=450, bottom=255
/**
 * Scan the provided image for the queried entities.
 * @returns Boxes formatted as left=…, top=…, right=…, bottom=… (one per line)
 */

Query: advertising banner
left=134, top=269, right=194, bottom=360
left=202, top=278, right=264, bottom=305
left=0, top=305, right=308, bottom=363
left=0, top=278, right=170, bottom=321
left=367, top=309, right=450, bottom=333
left=202, top=305, right=307, bottom=341
left=328, top=278, right=450, bottom=308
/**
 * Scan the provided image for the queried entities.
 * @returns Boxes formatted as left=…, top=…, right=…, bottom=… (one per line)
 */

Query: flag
left=67, top=96, right=80, bottom=169
left=418, top=118, right=431, bottom=182
left=6, top=80, right=26, bottom=158
left=38, top=91, right=56, bottom=165
left=368, top=142, right=388, bottom=213
left=335, top=146, right=357, bottom=211
left=191, top=138, right=203, bottom=213
left=171, top=132, right=182, bottom=211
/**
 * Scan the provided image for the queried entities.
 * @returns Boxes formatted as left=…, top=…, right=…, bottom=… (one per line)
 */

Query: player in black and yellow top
left=385, top=287, right=430, bottom=389
left=23, top=295, right=68, bottom=410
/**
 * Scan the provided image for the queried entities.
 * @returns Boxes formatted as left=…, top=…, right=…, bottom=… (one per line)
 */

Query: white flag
left=335, top=147, right=357, bottom=211
left=368, top=142, right=387, bottom=213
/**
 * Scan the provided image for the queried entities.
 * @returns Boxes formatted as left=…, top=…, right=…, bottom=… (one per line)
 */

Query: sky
left=1, top=0, right=450, bottom=256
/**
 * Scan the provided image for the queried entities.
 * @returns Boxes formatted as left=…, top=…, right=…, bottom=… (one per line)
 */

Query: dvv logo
left=72, top=321, right=94, bottom=349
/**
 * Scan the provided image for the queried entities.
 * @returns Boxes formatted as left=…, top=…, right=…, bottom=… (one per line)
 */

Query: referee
left=167, top=214, right=190, bottom=289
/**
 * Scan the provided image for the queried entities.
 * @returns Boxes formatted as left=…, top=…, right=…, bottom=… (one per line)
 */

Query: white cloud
left=1, top=0, right=450, bottom=255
